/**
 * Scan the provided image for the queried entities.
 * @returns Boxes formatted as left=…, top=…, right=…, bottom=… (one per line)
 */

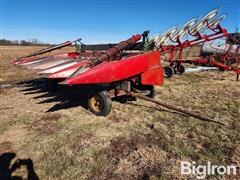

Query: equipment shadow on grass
left=19, top=78, right=91, bottom=112
left=19, top=78, right=191, bottom=116
left=19, top=78, right=122, bottom=113
left=0, top=152, right=39, bottom=180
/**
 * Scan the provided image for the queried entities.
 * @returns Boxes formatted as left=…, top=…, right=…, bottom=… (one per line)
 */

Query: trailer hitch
left=129, top=88, right=228, bottom=127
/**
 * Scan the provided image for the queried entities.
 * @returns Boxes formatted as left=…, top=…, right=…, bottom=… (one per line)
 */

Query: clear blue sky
left=1, top=0, right=240, bottom=44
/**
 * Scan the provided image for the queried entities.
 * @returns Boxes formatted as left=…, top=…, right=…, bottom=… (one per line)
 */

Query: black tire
left=177, top=64, right=185, bottom=74
left=88, top=90, right=112, bottom=116
left=218, top=67, right=225, bottom=72
left=164, top=66, right=174, bottom=78
left=46, top=79, right=58, bottom=92
left=134, top=85, right=156, bottom=98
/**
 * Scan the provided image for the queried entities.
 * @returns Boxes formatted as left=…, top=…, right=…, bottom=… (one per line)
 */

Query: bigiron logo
left=180, top=161, right=237, bottom=179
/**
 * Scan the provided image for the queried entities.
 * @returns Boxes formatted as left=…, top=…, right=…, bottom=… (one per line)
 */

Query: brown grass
left=0, top=46, right=239, bottom=179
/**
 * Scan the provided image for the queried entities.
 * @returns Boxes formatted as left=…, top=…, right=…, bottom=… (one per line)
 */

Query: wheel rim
left=164, top=66, right=173, bottom=78
left=90, top=95, right=103, bottom=113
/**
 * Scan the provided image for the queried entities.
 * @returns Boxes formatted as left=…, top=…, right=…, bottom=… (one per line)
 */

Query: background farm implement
left=148, top=9, right=240, bottom=78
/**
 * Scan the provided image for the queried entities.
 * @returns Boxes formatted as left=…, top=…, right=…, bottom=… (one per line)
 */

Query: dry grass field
left=0, top=46, right=239, bottom=179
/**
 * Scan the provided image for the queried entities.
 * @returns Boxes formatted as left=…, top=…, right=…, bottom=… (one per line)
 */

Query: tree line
left=0, top=38, right=52, bottom=46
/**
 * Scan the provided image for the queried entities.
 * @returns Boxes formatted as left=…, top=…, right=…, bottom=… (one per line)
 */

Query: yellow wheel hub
left=90, top=95, right=103, bottom=113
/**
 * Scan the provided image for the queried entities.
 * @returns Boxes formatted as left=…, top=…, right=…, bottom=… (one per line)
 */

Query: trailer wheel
left=88, top=90, right=112, bottom=116
left=218, top=67, right=225, bottom=71
left=134, top=85, right=156, bottom=98
left=164, top=66, right=174, bottom=78
left=177, top=64, right=185, bottom=74
left=145, top=85, right=156, bottom=98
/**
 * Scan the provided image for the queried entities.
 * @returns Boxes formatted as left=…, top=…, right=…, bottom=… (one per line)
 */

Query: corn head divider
left=14, top=39, right=82, bottom=63
left=13, top=8, right=238, bottom=119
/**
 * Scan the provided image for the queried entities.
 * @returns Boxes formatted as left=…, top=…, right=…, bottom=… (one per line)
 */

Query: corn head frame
left=13, top=8, right=239, bottom=117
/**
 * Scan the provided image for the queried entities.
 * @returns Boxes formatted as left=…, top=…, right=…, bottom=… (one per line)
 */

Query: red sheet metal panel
left=64, top=51, right=163, bottom=85
left=141, top=51, right=163, bottom=85
left=64, top=53, right=151, bottom=85
left=141, top=66, right=164, bottom=85
left=147, top=50, right=161, bottom=67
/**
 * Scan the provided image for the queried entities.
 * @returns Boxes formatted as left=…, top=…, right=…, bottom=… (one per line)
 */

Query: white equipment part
left=172, top=18, right=199, bottom=41
left=207, top=15, right=226, bottom=30
left=201, top=43, right=239, bottom=55
left=192, top=8, right=219, bottom=34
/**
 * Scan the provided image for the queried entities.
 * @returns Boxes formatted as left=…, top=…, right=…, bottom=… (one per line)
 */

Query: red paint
left=65, top=51, right=163, bottom=85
